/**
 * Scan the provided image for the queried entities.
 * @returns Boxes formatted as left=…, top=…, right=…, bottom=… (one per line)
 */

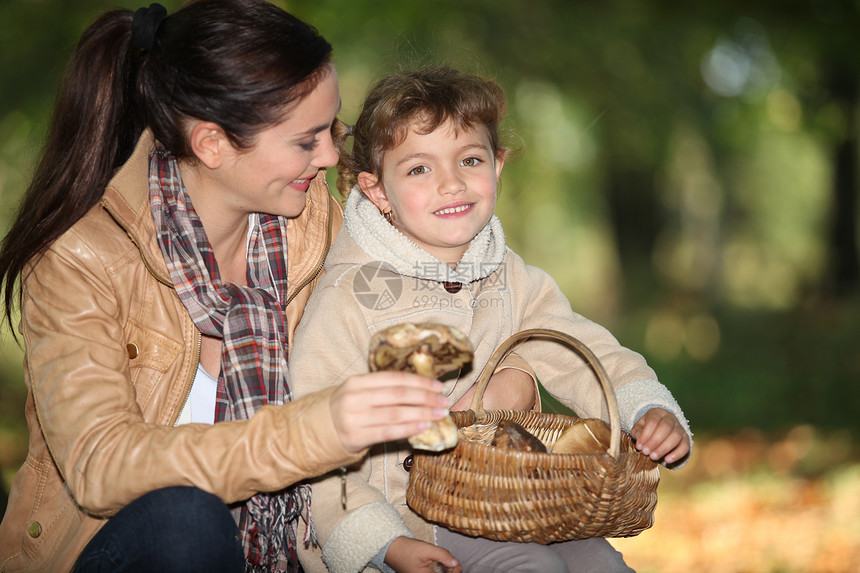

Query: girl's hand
left=330, top=372, right=449, bottom=453
left=630, top=408, right=691, bottom=465
left=451, top=368, right=536, bottom=411
left=385, top=537, right=462, bottom=573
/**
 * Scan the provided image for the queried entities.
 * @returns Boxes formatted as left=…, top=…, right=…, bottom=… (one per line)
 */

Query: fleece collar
left=343, top=187, right=506, bottom=283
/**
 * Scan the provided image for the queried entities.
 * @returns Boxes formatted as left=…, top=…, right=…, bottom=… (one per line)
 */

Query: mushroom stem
left=408, top=349, right=435, bottom=378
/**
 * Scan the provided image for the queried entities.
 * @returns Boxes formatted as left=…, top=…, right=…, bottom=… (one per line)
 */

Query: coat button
left=126, top=343, right=139, bottom=359
left=403, top=454, right=414, bottom=472
left=28, top=521, right=42, bottom=538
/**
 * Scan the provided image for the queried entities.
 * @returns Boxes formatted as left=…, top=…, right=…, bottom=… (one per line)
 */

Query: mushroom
left=368, top=323, right=473, bottom=451
left=550, top=418, right=612, bottom=455
left=491, top=419, right=547, bottom=453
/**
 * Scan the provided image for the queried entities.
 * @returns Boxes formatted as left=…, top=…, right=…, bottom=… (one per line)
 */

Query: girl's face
left=216, top=67, right=341, bottom=219
left=359, top=120, right=504, bottom=264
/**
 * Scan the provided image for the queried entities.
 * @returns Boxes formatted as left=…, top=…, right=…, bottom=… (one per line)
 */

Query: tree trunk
left=827, top=66, right=859, bottom=296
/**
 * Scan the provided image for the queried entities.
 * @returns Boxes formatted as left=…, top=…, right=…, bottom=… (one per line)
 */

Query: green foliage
left=652, top=300, right=860, bottom=434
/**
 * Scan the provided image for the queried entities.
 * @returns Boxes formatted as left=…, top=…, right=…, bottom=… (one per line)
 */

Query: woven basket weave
left=405, top=329, right=661, bottom=543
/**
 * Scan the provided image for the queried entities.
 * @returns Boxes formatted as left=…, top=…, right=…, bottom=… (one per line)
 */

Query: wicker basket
left=405, top=329, right=661, bottom=543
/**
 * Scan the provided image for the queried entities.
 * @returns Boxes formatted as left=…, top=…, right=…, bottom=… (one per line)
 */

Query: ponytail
left=0, top=9, right=142, bottom=331
left=332, top=119, right=358, bottom=198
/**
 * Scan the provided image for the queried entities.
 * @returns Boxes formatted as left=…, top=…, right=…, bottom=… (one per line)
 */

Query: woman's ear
left=188, top=121, right=229, bottom=169
left=357, top=172, right=390, bottom=212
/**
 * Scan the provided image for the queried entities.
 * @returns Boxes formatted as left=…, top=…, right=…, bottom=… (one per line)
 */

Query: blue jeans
left=73, top=486, right=244, bottom=573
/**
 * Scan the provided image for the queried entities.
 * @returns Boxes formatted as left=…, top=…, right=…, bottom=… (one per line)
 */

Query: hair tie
left=131, top=3, right=167, bottom=52
left=347, top=124, right=354, bottom=137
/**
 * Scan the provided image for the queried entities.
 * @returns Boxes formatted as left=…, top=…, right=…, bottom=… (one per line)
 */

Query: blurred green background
left=1, top=1, right=859, bottom=571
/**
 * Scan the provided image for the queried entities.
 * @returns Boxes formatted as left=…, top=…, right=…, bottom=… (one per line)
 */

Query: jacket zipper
left=284, top=192, right=335, bottom=307
left=172, top=330, right=201, bottom=427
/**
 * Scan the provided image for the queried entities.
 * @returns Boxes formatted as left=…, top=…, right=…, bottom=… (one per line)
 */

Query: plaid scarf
left=149, top=150, right=308, bottom=572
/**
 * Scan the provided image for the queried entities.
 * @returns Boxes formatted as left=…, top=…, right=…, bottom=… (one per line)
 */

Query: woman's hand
left=385, top=537, right=461, bottom=573
left=330, top=372, right=450, bottom=453
left=630, top=408, right=691, bottom=465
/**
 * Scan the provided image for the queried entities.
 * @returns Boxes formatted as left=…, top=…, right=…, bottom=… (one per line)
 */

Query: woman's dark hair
left=0, top=0, right=332, bottom=329
left=337, top=66, right=508, bottom=197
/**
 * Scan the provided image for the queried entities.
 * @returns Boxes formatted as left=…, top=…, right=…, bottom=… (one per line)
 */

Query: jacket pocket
left=124, top=318, right=182, bottom=373
left=124, top=318, right=183, bottom=411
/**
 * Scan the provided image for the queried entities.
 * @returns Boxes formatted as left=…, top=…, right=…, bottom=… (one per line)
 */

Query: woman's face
left=218, top=67, right=341, bottom=219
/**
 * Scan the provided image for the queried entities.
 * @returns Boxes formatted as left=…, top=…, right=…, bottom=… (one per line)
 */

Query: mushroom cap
left=550, top=418, right=613, bottom=455
left=369, top=322, right=474, bottom=378
left=491, top=419, right=547, bottom=453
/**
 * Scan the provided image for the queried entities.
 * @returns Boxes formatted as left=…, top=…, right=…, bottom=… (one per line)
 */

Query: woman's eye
left=298, top=139, right=318, bottom=152
left=461, top=157, right=482, bottom=167
left=408, top=165, right=429, bottom=176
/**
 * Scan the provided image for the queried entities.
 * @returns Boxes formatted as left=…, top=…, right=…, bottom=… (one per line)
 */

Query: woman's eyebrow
left=295, top=124, right=329, bottom=137
left=292, top=100, right=343, bottom=137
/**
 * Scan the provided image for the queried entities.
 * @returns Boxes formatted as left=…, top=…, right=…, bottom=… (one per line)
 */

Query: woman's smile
left=289, top=177, right=313, bottom=193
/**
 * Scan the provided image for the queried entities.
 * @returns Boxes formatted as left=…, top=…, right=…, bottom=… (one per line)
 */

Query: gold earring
left=383, top=210, right=392, bottom=223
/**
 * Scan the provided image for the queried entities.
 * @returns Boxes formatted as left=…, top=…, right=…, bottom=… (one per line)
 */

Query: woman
left=0, top=2, right=459, bottom=572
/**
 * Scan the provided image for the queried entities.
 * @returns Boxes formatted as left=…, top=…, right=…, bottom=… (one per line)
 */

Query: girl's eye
left=461, top=157, right=482, bottom=167
left=408, top=165, right=429, bottom=176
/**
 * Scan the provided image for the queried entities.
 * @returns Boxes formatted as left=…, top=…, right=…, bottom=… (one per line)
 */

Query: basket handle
left=469, top=329, right=622, bottom=459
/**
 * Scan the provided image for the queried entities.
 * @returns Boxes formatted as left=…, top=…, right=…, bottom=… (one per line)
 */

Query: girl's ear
left=357, top=172, right=390, bottom=212
left=494, top=153, right=506, bottom=181
left=188, top=121, right=230, bottom=169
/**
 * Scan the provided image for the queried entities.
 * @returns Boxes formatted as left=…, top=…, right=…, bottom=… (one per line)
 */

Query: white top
left=175, top=365, right=218, bottom=425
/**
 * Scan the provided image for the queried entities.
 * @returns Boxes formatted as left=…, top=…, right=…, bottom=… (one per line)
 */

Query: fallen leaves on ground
left=613, top=426, right=860, bottom=573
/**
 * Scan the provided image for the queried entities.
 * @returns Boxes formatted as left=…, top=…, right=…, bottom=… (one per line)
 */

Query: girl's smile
left=433, top=201, right=475, bottom=217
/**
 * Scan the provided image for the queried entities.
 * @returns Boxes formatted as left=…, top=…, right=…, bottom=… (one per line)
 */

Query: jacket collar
left=100, top=129, right=337, bottom=297
left=101, top=129, right=170, bottom=283
left=343, top=186, right=506, bottom=283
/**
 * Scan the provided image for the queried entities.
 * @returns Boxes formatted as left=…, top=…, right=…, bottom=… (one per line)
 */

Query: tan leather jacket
left=0, top=131, right=360, bottom=572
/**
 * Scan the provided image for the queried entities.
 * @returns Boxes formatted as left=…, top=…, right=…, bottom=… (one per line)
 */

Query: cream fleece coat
left=291, top=191, right=692, bottom=573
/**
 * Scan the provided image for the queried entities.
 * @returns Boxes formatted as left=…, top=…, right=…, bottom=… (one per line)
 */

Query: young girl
left=290, top=67, right=693, bottom=573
